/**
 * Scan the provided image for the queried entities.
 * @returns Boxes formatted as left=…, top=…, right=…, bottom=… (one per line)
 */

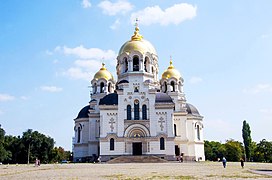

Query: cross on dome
left=131, top=18, right=143, bottom=41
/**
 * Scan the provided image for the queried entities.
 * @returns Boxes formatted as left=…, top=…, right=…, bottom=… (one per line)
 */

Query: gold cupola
left=118, top=22, right=157, bottom=55
left=93, top=63, right=114, bottom=81
left=162, top=58, right=182, bottom=80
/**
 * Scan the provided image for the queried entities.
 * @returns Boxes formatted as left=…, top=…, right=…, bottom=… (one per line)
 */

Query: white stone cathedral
left=73, top=25, right=205, bottom=162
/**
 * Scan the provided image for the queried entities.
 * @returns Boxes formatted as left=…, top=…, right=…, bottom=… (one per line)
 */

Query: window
left=100, top=82, right=104, bottom=93
left=144, top=57, right=148, bottom=72
left=134, top=87, right=139, bottom=92
left=160, top=137, right=165, bottom=150
left=142, top=105, right=147, bottom=120
left=127, top=105, right=131, bottom=120
left=164, top=81, right=167, bottom=93
left=108, top=83, right=111, bottom=93
left=174, top=124, right=177, bottom=136
left=93, top=83, right=97, bottom=93
left=133, top=56, right=139, bottom=71
left=110, top=138, right=114, bottom=150
left=171, top=81, right=175, bottom=92
left=77, top=127, right=81, bottom=143
left=197, top=125, right=200, bottom=140
left=134, top=100, right=139, bottom=120
left=124, top=58, right=128, bottom=72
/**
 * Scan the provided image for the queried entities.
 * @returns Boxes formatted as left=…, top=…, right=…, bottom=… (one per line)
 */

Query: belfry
left=73, top=24, right=205, bottom=162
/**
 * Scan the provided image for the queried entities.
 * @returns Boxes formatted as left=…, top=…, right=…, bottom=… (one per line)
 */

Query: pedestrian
left=240, top=158, right=244, bottom=168
left=178, top=155, right=181, bottom=162
left=222, top=157, right=227, bottom=168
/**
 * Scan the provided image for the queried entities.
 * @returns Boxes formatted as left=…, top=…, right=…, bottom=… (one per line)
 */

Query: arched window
left=171, top=81, right=175, bottom=92
left=77, top=127, right=81, bottom=143
left=174, top=124, right=177, bottom=136
left=144, top=57, right=148, bottom=72
left=108, top=83, right=111, bottom=93
left=133, top=56, right=139, bottom=71
left=124, top=58, right=128, bottom=72
left=142, top=105, right=147, bottom=120
left=160, top=137, right=165, bottom=150
left=110, top=138, right=114, bottom=150
left=100, top=82, right=104, bottom=93
left=134, top=87, right=139, bottom=92
left=134, top=100, right=139, bottom=120
left=127, top=105, right=131, bottom=120
left=197, top=125, right=200, bottom=140
left=164, top=81, right=167, bottom=93
left=93, top=83, right=97, bottom=93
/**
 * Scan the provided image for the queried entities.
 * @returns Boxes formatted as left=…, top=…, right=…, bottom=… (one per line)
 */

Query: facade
left=73, top=25, right=205, bottom=162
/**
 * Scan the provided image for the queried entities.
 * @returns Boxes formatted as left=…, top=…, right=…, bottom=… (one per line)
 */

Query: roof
left=76, top=105, right=90, bottom=119
left=99, top=93, right=118, bottom=105
left=186, top=103, right=200, bottom=116
left=155, top=93, right=173, bottom=103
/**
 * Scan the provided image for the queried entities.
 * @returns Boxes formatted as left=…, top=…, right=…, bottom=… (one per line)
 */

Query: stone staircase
left=107, top=155, right=168, bottom=163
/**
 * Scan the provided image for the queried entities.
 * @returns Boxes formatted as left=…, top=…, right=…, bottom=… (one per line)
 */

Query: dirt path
left=0, top=161, right=271, bottom=179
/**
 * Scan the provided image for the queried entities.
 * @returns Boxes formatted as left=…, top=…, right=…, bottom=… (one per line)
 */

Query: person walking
left=222, top=157, right=227, bottom=168
left=240, top=158, right=244, bottom=168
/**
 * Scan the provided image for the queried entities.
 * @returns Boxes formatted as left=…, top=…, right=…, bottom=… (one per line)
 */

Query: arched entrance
left=124, top=124, right=150, bottom=155
left=133, top=142, right=142, bottom=155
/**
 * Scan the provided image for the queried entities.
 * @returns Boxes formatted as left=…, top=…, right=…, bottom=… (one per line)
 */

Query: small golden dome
left=93, top=63, right=114, bottom=81
left=118, top=24, right=157, bottom=55
left=161, top=59, right=182, bottom=79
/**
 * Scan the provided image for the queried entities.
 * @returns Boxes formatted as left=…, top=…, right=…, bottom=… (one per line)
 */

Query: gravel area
left=0, top=161, right=272, bottom=179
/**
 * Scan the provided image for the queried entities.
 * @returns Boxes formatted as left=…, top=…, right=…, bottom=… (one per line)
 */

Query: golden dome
left=161, top=59, right=182, bottom=79
left=93, top=63, right=114, bottom=81
left=118, top=25, right=157, bottom=55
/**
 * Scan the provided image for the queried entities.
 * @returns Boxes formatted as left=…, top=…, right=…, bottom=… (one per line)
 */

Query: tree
left=204, top=141, right=225, bottom=161
left=254, top=139, right=272, bottom=163
left=224, top=139, right=244, bottom=161
left=0, top=125, right=11, bottom=162
left=242, top=120, right=252, bottom=161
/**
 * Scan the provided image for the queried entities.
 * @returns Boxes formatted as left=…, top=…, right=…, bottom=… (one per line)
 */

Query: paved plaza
left=0, top=161, right=272, bottom=179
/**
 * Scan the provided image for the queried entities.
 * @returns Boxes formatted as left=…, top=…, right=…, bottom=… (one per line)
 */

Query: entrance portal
left=132, top=142, right=142, bottom=155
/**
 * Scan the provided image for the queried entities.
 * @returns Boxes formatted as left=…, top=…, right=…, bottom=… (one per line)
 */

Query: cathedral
left=73, top=25, right=205, bottom=162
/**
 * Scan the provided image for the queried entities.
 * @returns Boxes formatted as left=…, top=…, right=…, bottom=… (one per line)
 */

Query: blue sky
left=0, top=0, right=271, bottom=150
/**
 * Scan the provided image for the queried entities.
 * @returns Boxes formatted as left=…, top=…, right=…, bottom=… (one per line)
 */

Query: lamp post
left=27, top=136, right=31, bottom=165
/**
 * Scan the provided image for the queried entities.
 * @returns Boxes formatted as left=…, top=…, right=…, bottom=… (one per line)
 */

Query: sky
left=0, top=0, right=272, bottom=151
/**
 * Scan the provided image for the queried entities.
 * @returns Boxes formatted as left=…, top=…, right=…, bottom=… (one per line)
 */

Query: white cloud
left=40, top=86, right=63, bottom=92
left=110, top=19, right=120, bottom=30
left=98, top=0, right=133, bottom=16
left=74, top=59, right=101, bottom=71
left=54, top=45, right=117, bottom=81
left=131, top=3, right=197, bottom=26
left=82, top=0, right=91, bottom=8
left=189, top=76, right=203, bottom=84
left=62, top=67, right=92, bottom=80
left=243, top=83, right=272, bottom=94
left=57, top=45, right=116, bottom=60
left=0, top=94, right=15, bottom=102
left=20, top=96, right=28, bottom=100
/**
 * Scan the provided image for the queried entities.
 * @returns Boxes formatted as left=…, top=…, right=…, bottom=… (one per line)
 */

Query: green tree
left=224, top=139, right=244, bottom=161
left=204, top=141, right=225, bottom=161
left=50, top=147, right=71, bottom=163
left=242, top=120, right=252, bottom=161
left=254, top=139, right=272, bottom=163
left=0, top=125, right=11, bottom=162
left=21, top=129, right=54, bottom=164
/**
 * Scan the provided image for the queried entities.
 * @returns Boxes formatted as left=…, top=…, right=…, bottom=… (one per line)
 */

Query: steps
left=107, top=155, right=168, bottom=163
